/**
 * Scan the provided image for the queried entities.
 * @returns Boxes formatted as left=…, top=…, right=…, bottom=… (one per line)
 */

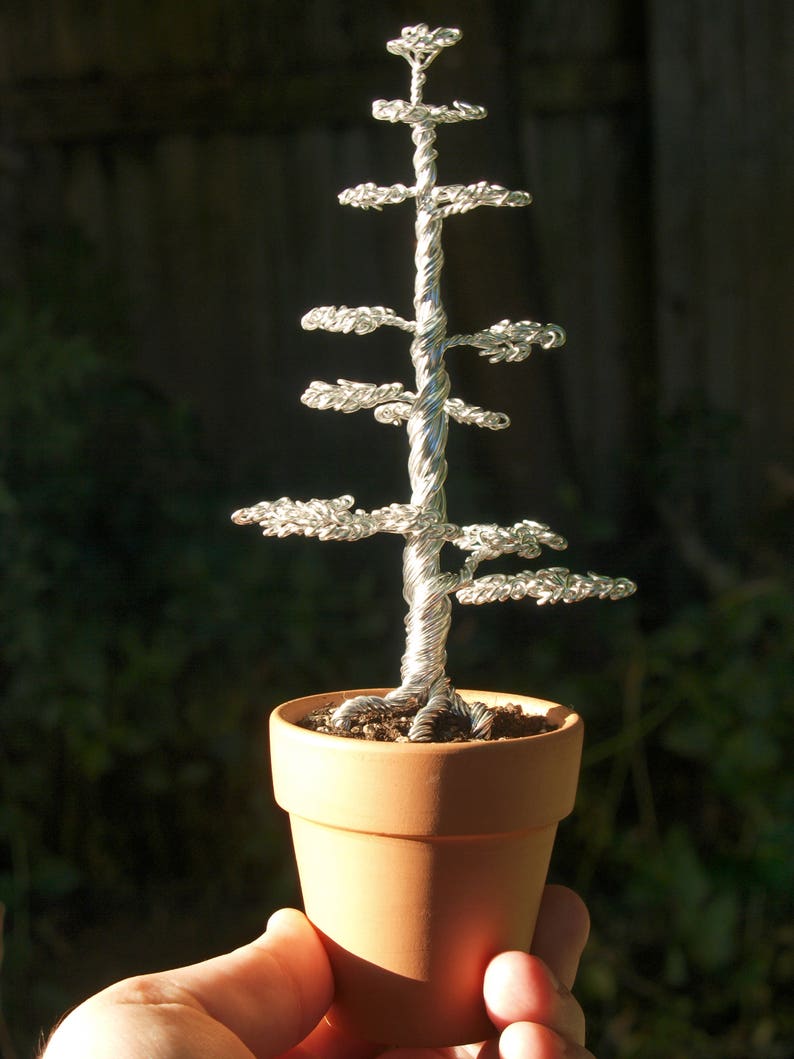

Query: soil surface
left=298, top=698, right=559, bottom=742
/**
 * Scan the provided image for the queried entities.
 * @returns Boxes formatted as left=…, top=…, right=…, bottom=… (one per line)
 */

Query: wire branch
left=456, top=567, right=638, bottom=606
left=232, top=499, right=574, bottom=565
left=446, top=319, right=566, bottom=362
left=452, top=520, right=568, bottom=560
left=385, top=24, right=462, bottom=69
left=301, top=305, right=415, bottom=335
left=433, top=182, right=531, bottom=219
left=301, top=379, right=406, bottom=413
left=302, top=379, right=510, bottom=430
left=338, top=182, right=415, bottom=210
left=231, top=496, right=454, bottom=542
left=372, top=99, right=486, bottom=124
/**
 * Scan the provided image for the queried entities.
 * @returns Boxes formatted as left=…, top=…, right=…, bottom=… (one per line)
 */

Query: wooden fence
left=1, top=0, right=791, bottom=563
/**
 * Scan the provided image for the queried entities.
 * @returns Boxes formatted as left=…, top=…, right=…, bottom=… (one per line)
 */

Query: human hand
left=43, top=884, right=592, bottom=1059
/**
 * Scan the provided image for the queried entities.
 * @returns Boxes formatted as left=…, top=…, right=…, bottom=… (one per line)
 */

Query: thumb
left=167, top=907, right=335, bottom=1056
left=45, top=908, right=334, bottom=1059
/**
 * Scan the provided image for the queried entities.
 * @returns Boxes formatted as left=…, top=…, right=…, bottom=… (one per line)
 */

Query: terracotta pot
left=269, top=687, right=583, bottom=1048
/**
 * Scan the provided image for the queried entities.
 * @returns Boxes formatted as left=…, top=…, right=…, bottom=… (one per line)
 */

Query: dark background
left=1, top=2, right=792, bottom=1056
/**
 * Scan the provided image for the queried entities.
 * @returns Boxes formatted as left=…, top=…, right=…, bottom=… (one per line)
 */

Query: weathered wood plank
left=649, top=0, right=794, bottom=532
left=63, top=143, right=111, bottom=264
left=0, top=55, right=646, bottom=145
left=0, top=68, right=380, bottom=143
left=1, top=0, right=788, bottom=545
left=508, top=0, right=649, bottom=519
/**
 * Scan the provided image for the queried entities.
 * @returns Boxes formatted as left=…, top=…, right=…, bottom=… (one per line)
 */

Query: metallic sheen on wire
left=232, top=23, right=637, bottom=741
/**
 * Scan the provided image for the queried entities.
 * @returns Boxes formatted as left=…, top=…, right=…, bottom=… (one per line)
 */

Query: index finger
left=530, top=885, right=590, bottom=991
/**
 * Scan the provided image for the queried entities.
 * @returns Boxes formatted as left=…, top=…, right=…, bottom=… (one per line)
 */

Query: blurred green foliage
left=0, top=275, right=792, bottom=1057
left=0, top=290, right=399, bottom=1050
left=567, top=582, right=794, bottom=1057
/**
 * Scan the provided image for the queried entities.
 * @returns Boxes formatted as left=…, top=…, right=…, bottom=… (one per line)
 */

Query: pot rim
left=270, top=688, right=584, bottom=836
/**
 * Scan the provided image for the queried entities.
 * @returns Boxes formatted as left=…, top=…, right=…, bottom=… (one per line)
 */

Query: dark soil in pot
left=298, top=698, right=559, bottom=742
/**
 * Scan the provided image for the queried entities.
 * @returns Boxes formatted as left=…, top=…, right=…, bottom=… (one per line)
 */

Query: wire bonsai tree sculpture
left=233, top=24, right=636, bottom=742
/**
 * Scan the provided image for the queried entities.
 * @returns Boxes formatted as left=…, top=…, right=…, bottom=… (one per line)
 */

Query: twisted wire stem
left=233, top=24, right=637, bottom=742
left=392, top=110, right=454, bottom=738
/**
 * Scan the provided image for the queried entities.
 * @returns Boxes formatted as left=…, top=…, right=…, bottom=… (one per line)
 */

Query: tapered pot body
left=270, top=688, right=583, bottom=1048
